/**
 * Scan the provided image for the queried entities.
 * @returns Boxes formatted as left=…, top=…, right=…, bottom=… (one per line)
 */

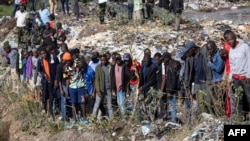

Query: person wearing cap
left=89, top=51, right=101, bottom=72
left=93, top=54, right=114, bottom=119
left=183, top=41, right=213, bottom=119
left=162, top=51, right=181, bottom=123
left=111, top=54, right=133, bottom=119
left=3, top=41, right=19, bottom=93
left=14, top=4, right=28, bottom=45
left=122, top=53, right=141, bottom=110
left=55, top=51, right=72, bottom=121
left=37, top=49, right=59, bottom=120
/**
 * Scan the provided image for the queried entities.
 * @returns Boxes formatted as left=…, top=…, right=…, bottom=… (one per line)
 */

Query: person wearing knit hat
left=62, top=52, right=72, bottom=61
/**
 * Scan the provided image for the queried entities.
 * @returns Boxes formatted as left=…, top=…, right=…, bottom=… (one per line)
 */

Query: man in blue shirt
left=206, top=40, right=224, bottom=83
left=38, top=3, right=50, bottom=27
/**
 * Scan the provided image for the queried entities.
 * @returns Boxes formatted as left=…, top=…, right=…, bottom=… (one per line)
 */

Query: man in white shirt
left=224, top=30, right=250, bottom=119
left=15, top=4, right=27, bottom=44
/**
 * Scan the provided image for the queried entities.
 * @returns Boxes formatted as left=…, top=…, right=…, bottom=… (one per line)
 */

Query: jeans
left=92, top=89, right=113, bottom=118
left=61, top=0, right=69, bottom=14
left=128, top=3, right=133, bottom=19
left=146, top=3, right=154, bottom=19
left=117, top=90, right=126, bottom=119
left=129, top=84, right=138, bottom=109
left=41, top=78, right=54, bottom=116
left=12, top=4, right=19, bottom=17
left=32, top=0, right=37, bottom=11
left=42, top=0, right=47, bottom=7
left=169, top=94, right=177, bottom=123
left=60, top=85, right=67, bottom=119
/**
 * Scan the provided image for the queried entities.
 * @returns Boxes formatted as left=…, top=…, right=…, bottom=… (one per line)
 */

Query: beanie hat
left=3, top=41, right=11, bottom=50
left=62, top=52, right=72, bottom=61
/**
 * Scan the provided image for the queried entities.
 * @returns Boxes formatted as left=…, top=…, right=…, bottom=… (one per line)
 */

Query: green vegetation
left=0, top=5, right=12, bottom=18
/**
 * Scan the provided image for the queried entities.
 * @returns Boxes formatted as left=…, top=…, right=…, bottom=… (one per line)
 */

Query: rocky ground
left=0, top=0, right=250, bottom=141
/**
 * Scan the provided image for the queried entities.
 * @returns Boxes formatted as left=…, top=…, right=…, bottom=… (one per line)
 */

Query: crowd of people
left=2, top=1, right=250, bottom=126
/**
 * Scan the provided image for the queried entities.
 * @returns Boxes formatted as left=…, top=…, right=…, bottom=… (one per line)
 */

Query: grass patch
left=0, top=5, right=12, bottom=17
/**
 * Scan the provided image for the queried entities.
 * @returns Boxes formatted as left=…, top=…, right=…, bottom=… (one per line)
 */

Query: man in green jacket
left=92, top=54, right=114, bottom=118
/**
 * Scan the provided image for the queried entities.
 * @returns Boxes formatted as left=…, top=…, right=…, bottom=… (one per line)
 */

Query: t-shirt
left=43, top=59, right=50, bottom=80
left=115, top=64, right=122, bottom=92
left=43, top=28, right=56, bottom=45
left=15, top=10, right=27, bottom=27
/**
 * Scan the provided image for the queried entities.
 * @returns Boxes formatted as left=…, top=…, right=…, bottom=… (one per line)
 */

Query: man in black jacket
left=139, top=54, right=157, bottom=98
left=169, top=0, right=184, bottom=31
left=162, top=52, right=181, bottom=123
left=111, top=54, right=133, bottom=119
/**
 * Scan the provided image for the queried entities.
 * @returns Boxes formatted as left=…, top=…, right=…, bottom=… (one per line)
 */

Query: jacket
left=95, top=63, right=113, bottom=93
left=83, top=65, right=95, bottom=95
left=111, top=63, right=133, bottom=93
left=208, top=48, right=224, bottom=82
left=37, top=55, right=59, bottom=82
left=184, top=47, right=212, bottom=86
left=165, top=59, right=181, bottom=94
left=139, top=62, right=157, bottom=93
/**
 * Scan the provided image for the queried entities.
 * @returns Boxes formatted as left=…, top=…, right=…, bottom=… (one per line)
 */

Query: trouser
left=42, top=0, right=47, bottom=7
left=61, top=0, right=69, bottom=14
left=12, top=4, right=19, bottom=17
left=133, top=10, right=142, bottom=21
left=141, top=7, right=146, bottom=19
left=92, top=89, right=113, bottom=118
left=146, top=3, right=153, bottom=19
left=232, top=78, right=250, bottom=117
left=74, top=0, right=79, bottom=17
left=174, top=13, right=181, bottom=31
left=32, top=0, right=37, bottom=11
left=49, top=0, right=57, bottom=14
left=117, top=90, right=126, bottom=119
left=168, top=94, right=177, bottom=123
left=41, top=78, right=54, bottom=117
left=128, top=3, right=134, bottom=19
left=16, top=27, right=25, bottom=45
left=11, top=68, right=19, bottom=93
left=99, top=2, right=106, bottom=24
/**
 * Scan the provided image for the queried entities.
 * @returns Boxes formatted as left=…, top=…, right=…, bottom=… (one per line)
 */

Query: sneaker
left=79, top=120, right=89, bottom=125
left=79, top=117, right=89, bottom=125
left=65, top=120, right=76, bottom=129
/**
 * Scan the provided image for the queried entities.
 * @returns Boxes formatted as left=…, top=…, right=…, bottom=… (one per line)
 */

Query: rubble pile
left=185, top=0, right=249, bottom=11
left=183, top=113, right=224, bottom=141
